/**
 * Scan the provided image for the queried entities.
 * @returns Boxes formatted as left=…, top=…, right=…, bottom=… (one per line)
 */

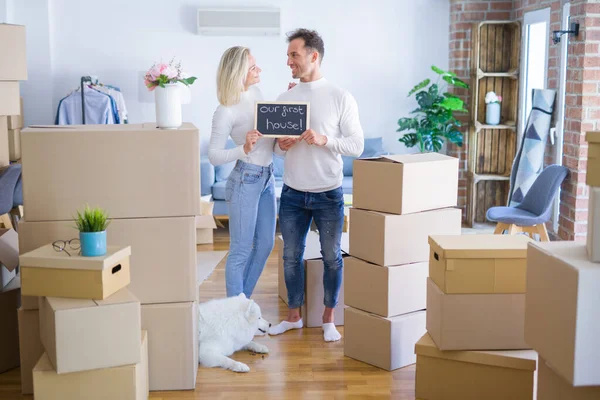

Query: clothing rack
left=80, top=76, right=92, bottom=124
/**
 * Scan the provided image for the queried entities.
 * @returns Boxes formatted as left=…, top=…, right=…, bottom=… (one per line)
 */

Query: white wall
left=16, top=0, right=449, bottom=154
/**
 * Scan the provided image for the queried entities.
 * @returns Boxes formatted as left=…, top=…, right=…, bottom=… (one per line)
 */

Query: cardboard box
left=39, top=288, right=141, bottom=374
left=33, top=330, right=148, bottom=400
left=427, top=278, right=529, bottom=350
left=8, top=97, right=24, bottom=130
left=1, top=265, right=16, bottom=288
left=538, top=356, right=600, bottom=400
left=18, top=308, right=43, bottom=394
left=353, top=153, right=459, bottom=215
left=0, top=116, right=9, bottom=165
left=349, top=207, right=462, bottom=266
left=587, top=187, right=600, bottom=262
left=415, top=333, right=538, bottom=400
left=0, top=276, right=20, bottom=373
left=526, top=241, right=600, bottom=386
left=0, top=82, right=21, bottom=116
left=0, top=228, right=19, bottom=272
left=429, top=234, right=531, bottom=294
left=277, top=232, right=347, bottom=327
left=0, top=24, right=27, bottom=80
left=586, top=131, right=600, bottom=187
left=21, top=293, right=39, bottom=310
left=344, top=307, right=425, bottom=371
left=344, top=257, right=427, bottom=318
left=18, top=217, right=197, bottom=304
left=20, top=245, right=131, bottom=300
left=141, top=302, right=198, bottom=391
left=196, top=215, right=217, bottom=245
left=8, top=128, right=20, bottom=161
left=20, top=123, right=200, bottom=221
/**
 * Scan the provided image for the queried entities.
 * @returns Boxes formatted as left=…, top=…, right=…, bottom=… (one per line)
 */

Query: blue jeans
left=225, top=160, right=276, bottom=298
left=279, top=184, right=344, bottom=309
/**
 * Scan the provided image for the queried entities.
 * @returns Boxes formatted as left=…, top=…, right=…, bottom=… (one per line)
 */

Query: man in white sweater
left=268, top=29, right=364, bottom=342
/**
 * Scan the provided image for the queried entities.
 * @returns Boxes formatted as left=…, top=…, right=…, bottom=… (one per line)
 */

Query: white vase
left=154, top=83, right=182, bottom=129
left=486, top=102, right=501, bottom=125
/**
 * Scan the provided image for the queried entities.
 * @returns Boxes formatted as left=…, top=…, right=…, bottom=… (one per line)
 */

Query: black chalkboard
left=254, top=101, right=310, bottom=137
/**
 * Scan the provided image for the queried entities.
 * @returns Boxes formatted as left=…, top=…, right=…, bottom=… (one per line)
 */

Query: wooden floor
left=0, top=227, right=420, bottom=400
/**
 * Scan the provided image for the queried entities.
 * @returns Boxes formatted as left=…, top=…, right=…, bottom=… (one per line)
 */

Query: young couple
left=208, top=28, right=364, bottom=342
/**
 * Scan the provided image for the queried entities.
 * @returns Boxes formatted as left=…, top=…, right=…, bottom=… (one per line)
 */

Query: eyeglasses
left=52, top=238, right=81, bottom=257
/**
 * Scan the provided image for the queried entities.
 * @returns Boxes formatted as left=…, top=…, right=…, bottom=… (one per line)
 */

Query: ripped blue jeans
left=278, top=184, right=344, bottom=309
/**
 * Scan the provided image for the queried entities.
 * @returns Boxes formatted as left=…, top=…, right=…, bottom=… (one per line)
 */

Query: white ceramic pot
left=486, top=102, right=501, bottom=125
left=154, top=83, right=182, bottom=129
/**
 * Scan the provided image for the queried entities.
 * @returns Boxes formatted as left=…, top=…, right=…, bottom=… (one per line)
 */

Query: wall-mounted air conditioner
left=196, top=8, right=280, bottom=36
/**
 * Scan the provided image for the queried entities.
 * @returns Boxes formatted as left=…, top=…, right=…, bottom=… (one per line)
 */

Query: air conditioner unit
left=197, top=8, right=280, bottom=36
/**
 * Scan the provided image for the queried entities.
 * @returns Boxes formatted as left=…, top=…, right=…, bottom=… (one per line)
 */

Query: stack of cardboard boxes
left=414, top=234, right=538, bottom=399
left=0, top=237, right=20, bottom=375
left=342, top=153, right=462, bottom=371
left=0, top=23, right=26, bottom=166
left=520, top=131, right=600, bottom=399
left=17, top=123, right=201, bottom=392
left=17, top=244, right=149, bottom=399
left=277, top=231, right=349, bottom=328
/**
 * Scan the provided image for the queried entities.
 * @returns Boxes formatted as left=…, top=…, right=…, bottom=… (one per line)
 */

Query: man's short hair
left=287, top=28, right=325, bottom=63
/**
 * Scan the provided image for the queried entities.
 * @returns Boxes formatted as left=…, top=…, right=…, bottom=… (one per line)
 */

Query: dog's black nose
left=269, top=323, right=272, bottom=327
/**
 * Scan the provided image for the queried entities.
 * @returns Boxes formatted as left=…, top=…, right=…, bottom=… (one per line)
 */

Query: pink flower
left=149, top=64, right=165, bottom=80
left=497, top=95, right=503, bottom=102
left=163, top=65, right=178, bottom=79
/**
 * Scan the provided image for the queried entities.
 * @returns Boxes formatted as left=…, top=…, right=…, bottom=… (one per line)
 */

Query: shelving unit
left=466, top=21, right=521, bottom=226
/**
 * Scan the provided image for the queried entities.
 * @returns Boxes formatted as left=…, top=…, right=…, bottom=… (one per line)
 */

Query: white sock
left=323, top=322, right=342, bottom=342
left=268, top=319, right=303, bottom=335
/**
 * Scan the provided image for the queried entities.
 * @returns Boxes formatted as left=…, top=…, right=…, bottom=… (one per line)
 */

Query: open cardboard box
left=586, top=131, right=600, bottom=187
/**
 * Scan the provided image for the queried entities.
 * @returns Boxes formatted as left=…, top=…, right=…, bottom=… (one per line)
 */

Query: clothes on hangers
left=56, top=85, right=118, bottom=125
left=93, top=84, right=128, bottom=123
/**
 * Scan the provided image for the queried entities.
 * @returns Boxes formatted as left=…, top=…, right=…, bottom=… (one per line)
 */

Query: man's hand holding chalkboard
left=243, top=129, right=263, bottom=154
left=299, top=129, right=328, bottom=146
left=277, top=137, right=298, bottom=151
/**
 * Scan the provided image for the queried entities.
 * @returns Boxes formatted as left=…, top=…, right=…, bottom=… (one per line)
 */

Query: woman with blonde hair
left=209, top=46, right=276, bottom=298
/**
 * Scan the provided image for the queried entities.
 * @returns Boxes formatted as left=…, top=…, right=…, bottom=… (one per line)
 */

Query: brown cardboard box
left=0, top=228, right=19, bottom=272
left=196, top=215, right=217, bottom=245
left=141, top=302, right=198, bottom=391
left=344, top=257, right=427, bottom=318
left=0, top=276, right=20, bottom=373
left=33, top=330, right=148, bottom=400
left=1, top=265, right=16, bottom=288
left=414, top=333, right=538, bottom=400
left=352, top=153, right=459, bottom=215
left=525, top=241, right=600, bottom=386
left=0, top=82, right=21, bottom=116
left=587, top=187, right=600, bottom=262
left=429, top=234, right=531, bottom=294
left=350, top=207, right=462, bottom=266
left=20, top=123, right=200, bottom=221
left=586, top=131, right=600, bottom=187
left=538, top=356, right=600, bottom=400
left=426, top=278, right=529, bottom=350
left=8, top=128, right=20, bottom=161
left=20, top=245, right=131, bottom=300
left=0, top=116, right=9, bottom=165
left=18, top=308, right=43, bottom=394
left=18, top=217, right=197, bottom=304
left=0, top=24, right=27, bottom=80
left=344, top=307, right=425, bottom=371
left=39, top=288, right=141, bottom=374
left=21, top=294, right=39, bottom=310
left=277, top=232, right=348, bottom=327
left=8, top=97, right=24, bottom=130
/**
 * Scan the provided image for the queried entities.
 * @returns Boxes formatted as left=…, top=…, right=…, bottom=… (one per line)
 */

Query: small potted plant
left=144, top=58, right=197, bottom=129
left=485, top=91, right=502, bottom=125
left=74, top=205, right=111, bottom=257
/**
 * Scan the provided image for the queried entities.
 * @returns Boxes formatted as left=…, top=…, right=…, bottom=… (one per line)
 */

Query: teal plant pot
left=79, top=231, right=107, bottom=257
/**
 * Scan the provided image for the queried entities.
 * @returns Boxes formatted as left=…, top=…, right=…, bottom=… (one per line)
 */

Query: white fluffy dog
left=198, top=293, right=271, bottom=373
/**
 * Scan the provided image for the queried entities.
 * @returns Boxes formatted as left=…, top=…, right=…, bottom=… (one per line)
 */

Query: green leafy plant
left=74, top=205, right=111, bottom=232
left=397, top=65, right=470, bottom=152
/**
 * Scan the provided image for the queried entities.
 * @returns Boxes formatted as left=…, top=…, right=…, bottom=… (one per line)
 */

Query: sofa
left=200, top=137, right=385, bottom=216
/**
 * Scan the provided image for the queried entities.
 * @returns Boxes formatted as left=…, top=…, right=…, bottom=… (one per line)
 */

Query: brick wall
left=449, top=0, right=591, bottom=241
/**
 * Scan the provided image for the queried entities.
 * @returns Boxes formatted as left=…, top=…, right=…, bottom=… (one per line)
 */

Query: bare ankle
left=322, top=307, right=335, bottom=324
left=287, top=308, right=302, bottom=323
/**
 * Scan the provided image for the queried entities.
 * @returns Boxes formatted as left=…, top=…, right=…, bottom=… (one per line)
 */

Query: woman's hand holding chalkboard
left=299, top=129, right=328, bottom=146
left=277, top=137, right=298, bottom=151
left=243, top=129, right=263, bottom=154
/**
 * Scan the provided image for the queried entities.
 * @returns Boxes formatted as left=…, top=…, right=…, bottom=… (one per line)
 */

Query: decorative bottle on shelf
left=485, top=102, right=501, bottom=125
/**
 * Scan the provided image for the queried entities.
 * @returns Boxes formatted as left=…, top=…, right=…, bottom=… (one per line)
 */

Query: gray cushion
left=273, top=155, right=284, bottom=177
left=212, top=180, right=228, bottom=200
left=342, top=137, right=384, bottom=176
left=341, top=176, right=353, bottom=194
left=486, top=207, right=546, bottom=226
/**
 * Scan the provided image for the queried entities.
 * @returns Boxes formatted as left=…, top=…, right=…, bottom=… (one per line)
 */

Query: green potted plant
left=397, top=66, right=470, bottom=152
left=74, top=205, right=111, bottom=257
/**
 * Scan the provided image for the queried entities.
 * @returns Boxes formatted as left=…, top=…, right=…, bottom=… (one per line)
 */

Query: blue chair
left=486, top=165, right=569, bottom=241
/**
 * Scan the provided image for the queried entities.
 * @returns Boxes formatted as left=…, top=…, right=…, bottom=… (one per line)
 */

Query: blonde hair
left=216, top=46, right=250, bottom=106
